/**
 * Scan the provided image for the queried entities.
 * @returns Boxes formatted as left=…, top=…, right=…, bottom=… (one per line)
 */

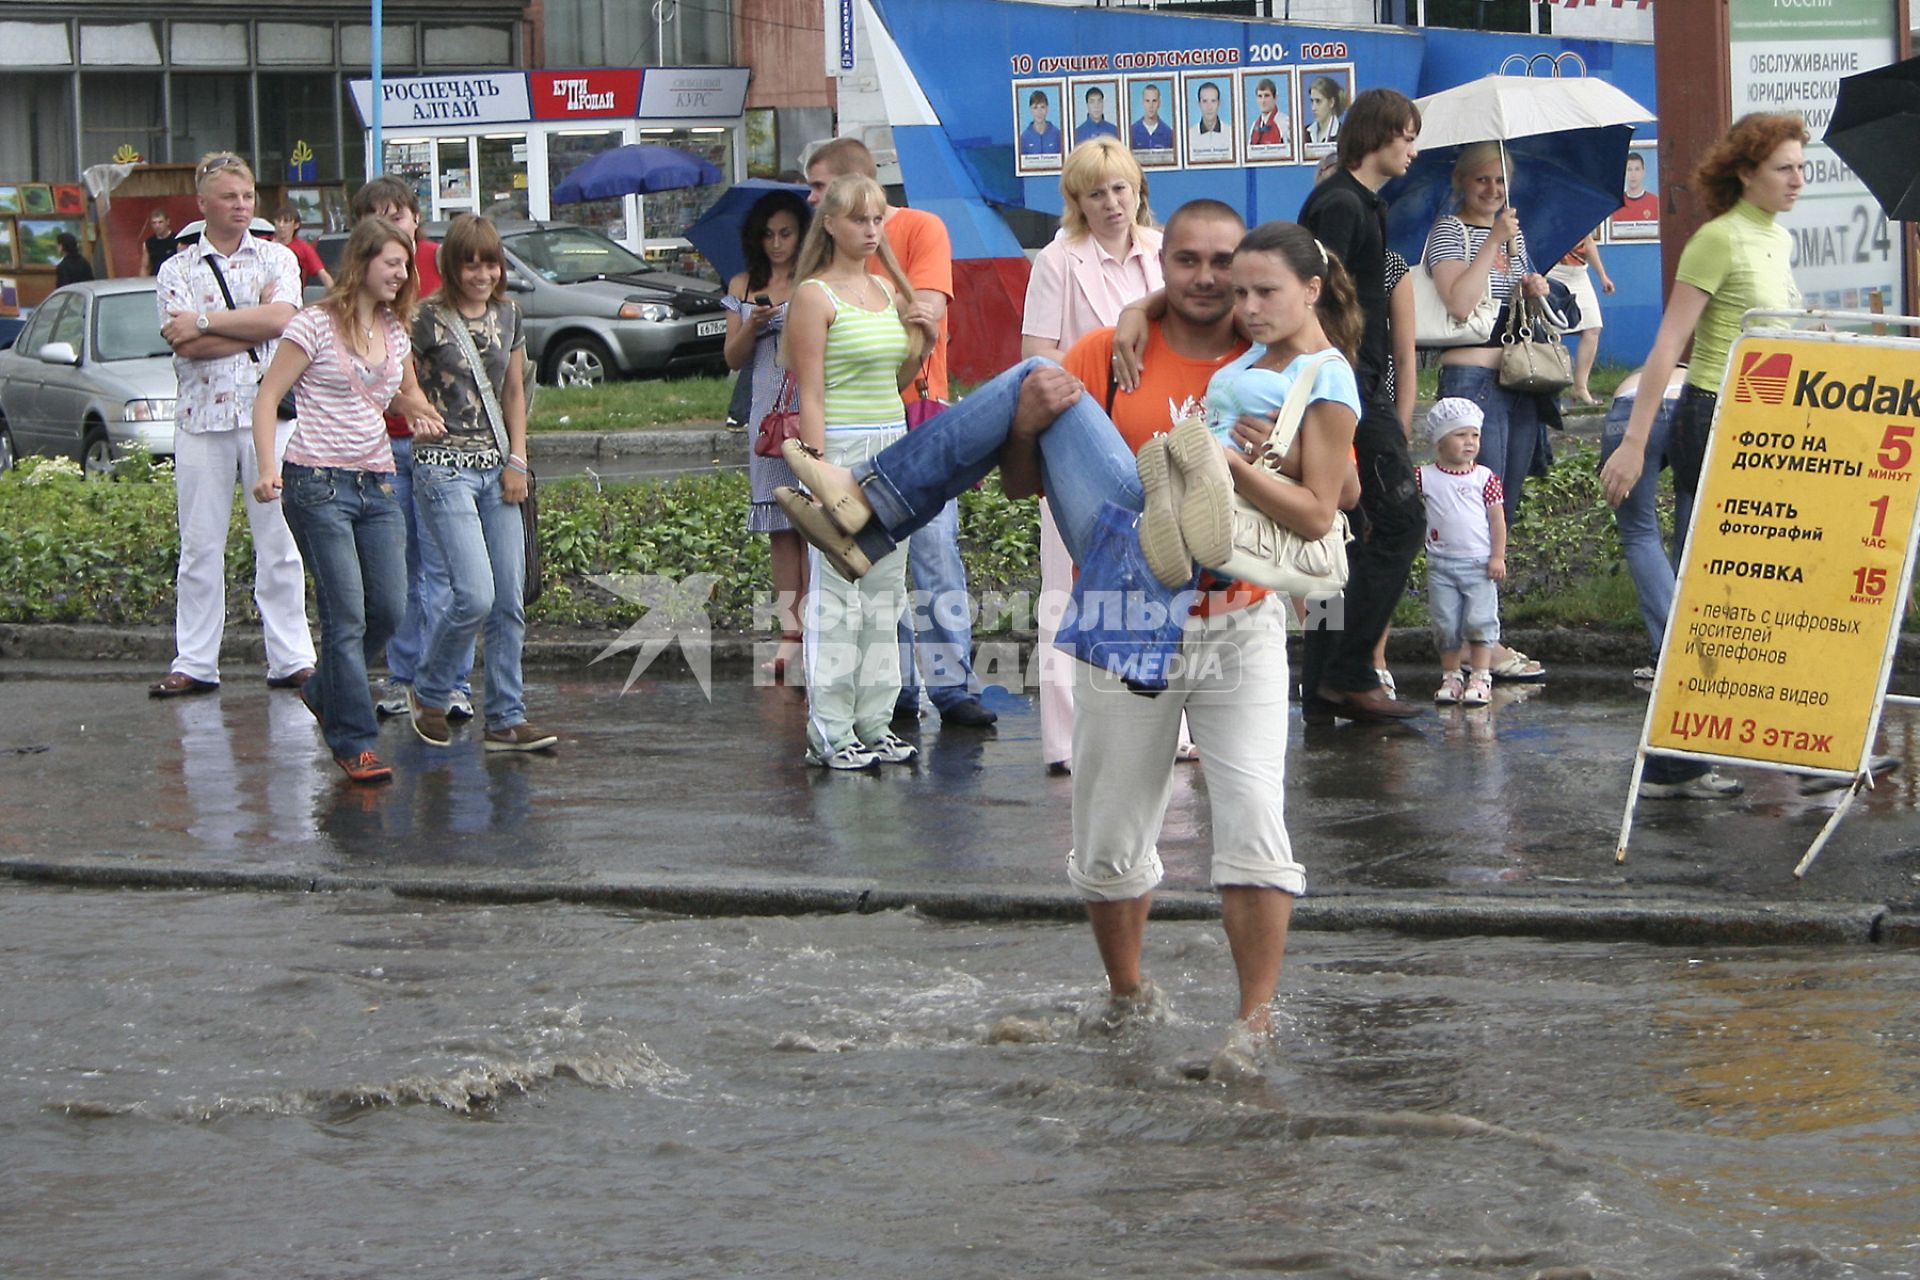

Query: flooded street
left=6, top=884, right=1919, bottom=1278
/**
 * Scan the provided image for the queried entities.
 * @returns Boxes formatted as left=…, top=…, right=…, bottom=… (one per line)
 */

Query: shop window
left=259, top=74, right=342, bottom=184
left=0, top=73, right=77, bottom=175
left=171, top=75, right=252, bottom=169
left=548, top=129, right=627, bottom=240
left=382, top=139, right=435, bottom=211
left=421, top=24, right=513, bottom=68
left=258, top=23, right=335, bottom=67
left=170, top=23, right=248, bottom=67
left=80, top=23, right=161, bottom=66
left=341, top=24, right=417, bottom=69
left=478, top=134, right=530, bottom=221
left=80, top=72, right=164, bottom=170
left=0, top=22, right=74, bottom=67
left=638, top=127, right=731, bottom=275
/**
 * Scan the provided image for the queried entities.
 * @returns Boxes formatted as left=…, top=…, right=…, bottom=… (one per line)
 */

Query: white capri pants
left=1066, top=596, right=1304, bottom=901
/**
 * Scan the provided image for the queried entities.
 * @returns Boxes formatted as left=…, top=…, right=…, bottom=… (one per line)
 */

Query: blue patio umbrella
left=683, top=178, right=812, bottom=283
left=550, top=144, right=724, bottom=204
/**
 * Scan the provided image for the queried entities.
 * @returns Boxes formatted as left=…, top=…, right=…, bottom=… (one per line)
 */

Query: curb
left=0, top=858, right=1903, bottom=948
left=529, top=426, right=735, bottom=462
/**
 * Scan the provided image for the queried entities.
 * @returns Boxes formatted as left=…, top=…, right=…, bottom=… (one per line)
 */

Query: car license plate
left=696, top=318, right=727, bottom=337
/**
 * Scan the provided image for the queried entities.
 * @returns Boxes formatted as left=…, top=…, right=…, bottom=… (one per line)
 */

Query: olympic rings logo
left=1499, top=52, right=1588, bottom=78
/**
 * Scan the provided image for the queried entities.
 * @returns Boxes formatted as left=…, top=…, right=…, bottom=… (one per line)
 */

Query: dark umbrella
left=683, top=179, right=811, bottom=283
left=1827, top=54, right=1920, bottom=220
left=550, top=144, right=724, bottom=204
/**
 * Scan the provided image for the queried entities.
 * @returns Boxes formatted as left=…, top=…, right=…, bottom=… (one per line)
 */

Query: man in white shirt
left=1187, top=82, right=1233, bottom=162
left=150, top=151, right=314, bottom=697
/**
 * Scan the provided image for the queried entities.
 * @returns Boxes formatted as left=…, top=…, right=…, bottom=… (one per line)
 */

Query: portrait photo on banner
left=1014, top=78, right=1067, bottom=173
left=1240, top=67, right=1296, bottom=166
left=1181, top=70, right=1239, bottom=168
left=1300, top=64, right=1354, bottom=160
left=1069, top=76, right=1123, bottom=148
left=1610, top=141, right=1660, bottom=241
left=1125, top=75, right=1179, bottom=170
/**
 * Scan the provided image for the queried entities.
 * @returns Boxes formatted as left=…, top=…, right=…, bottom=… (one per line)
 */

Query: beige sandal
left=781, top=438, right=872, bottom=535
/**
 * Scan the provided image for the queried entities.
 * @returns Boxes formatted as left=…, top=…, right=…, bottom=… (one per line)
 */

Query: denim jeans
left=279, top=463, right=409, bottom=760
left=1437, top=364, right=1543, bottom=520
left=411, top=462, right=528, bottom=730
left=1599, top=389, right=1688, bottom=655
left=856, top=357, right=1142, bottom=561
left=384, top=435, right=473, bottom=694
left=895, top=497, right=980, bottom=713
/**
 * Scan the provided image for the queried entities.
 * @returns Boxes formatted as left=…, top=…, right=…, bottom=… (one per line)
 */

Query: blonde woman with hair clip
left=1022, top=137, right=1164, bottom=775
left=780, top=173, right=936, bottom=770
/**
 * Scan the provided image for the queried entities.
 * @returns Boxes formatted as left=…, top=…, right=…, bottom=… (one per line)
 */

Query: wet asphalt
left=5, top=651, right=1920, bottom=946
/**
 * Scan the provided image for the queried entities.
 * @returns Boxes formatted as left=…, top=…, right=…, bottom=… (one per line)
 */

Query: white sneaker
left=1639, top=769, right=1744, bottom=800
left=861, top=731, right=919, bottom=764
left=1631, top=665, right=1657, bottom=682
left=806, top=743, right=879, bottom=771
left=447, top=690, right=475, bottom=721
left=373, top=680, right=410, bottom=718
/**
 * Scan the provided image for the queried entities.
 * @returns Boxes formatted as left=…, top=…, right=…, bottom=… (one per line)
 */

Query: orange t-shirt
left=884, top=206, right=952, bottom=404
left=1060, top=324, right=1268, bottom=617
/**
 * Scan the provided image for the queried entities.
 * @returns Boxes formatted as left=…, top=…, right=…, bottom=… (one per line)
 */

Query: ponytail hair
left=1234, top=220, right=1363, bottom=362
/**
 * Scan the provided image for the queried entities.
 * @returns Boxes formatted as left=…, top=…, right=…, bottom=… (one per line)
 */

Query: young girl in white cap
left=1418, top=396, right=1507, bottom=707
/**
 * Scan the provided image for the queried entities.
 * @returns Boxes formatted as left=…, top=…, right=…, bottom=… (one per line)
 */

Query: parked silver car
left=316, top=221, right=729, bottom=387
left=0, top=279, right=177, bottom=476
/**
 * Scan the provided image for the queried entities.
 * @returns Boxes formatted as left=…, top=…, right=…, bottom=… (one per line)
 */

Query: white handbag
left=1411, top=256, right=1497, bottom=348
left=1214, top=352, right=1352, bottom=598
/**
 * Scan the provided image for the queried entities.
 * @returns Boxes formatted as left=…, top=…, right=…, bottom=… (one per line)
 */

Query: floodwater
left=6, top=883, right=1920, bottom=1278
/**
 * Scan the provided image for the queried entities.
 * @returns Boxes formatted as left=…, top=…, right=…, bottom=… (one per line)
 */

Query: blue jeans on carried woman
left=279, top=463, right=408, bottom=760
left=852, top=357, right=1142, bottom=560
left=411, top=461, right=528, bottom=730
left=1438, top=364, right=1543, bottom=521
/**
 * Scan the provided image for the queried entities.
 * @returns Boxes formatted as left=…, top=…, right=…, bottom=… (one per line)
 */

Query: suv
left=315, top=222, right=729, bottom=386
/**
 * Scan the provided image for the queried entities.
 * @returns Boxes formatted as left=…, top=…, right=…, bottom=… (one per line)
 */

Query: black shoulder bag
left=202, top=252, right=298, bottom=421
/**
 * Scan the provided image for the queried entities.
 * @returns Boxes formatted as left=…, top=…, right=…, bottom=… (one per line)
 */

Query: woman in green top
left=782, top=173, right=935, bottom=770
left=1599, top=111, right=1806, bottom=803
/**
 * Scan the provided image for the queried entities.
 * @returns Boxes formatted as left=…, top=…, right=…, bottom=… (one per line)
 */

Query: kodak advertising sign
left=1648, top=335, right=1920, bottom=771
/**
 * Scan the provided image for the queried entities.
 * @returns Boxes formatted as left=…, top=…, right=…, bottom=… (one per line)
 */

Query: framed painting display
left=1300, top=65, right=1354, bottom=162
left=1610, top=142, right=1660, bottom=241
left=1181, top=71, right=1238, bottom=168
left=53, top=185, right=85, bottom=216
left=1068, top=76, right=1122, bottom=148
left=1239, top=68, right=1296, bottom=166
left=17, top=218, right=81, bottom=266
left=1124, top=75, right=1178, bottom=170
left=1013, top=79, right=1067, bottom=174
left=20, top=185, right=54, bottom=216
left=283, top=187, right=324, bottom=228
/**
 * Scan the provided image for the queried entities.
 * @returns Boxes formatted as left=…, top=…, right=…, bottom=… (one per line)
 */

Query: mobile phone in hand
left=753, top=294, right=772, bottom=307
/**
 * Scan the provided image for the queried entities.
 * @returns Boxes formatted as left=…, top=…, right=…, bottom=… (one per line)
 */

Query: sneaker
left=446, top=690, right=475, bottom=721
left=1435, top=671, right=1464, bottom=704
left=939, top=697, right=998, bottom=728
left=1631, top=665, right=1657, bottom=682
left=1797, top=754, right=1901, bottom=796
left=1375, top=667, right=1398, bottom=699
left=1461, top=670, right=1493, bottom=707
left=1166, top=414, right=1235, bottom=569
left=861, top=731, right=919, bottom=764
left=1078, top=978, right=1169, bottom=1035
left=408, top=687, right=452, bottom=747
left=1639, top=769, right=1744, bottom=800
left=373, top=679, right=411, bottom=718
left=806, top=742, right=879, bottom=771
left=483, top=723, right=559, bottom=753
left=335, top=751, right=394, bottom=784
left=1136, top=434, right=1195, bottom=588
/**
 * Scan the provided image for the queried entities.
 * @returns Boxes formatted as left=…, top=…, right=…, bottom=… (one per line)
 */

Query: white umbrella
left=1413, top=74, right=1654, bottom=150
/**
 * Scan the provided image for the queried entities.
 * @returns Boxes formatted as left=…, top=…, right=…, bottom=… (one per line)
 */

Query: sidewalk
left=4, top=658, right=1918, bottom=946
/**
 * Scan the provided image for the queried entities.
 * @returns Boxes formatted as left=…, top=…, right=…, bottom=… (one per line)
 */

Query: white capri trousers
left=1547, top=262, right=1602, bottom=334
left=1066, top=596, right=1304, bottom=901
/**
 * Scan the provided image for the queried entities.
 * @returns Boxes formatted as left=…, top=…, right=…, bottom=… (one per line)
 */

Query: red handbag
left=753, top=372, right=801, bottom=459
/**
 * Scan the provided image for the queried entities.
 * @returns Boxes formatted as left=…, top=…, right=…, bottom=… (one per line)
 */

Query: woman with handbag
left=724, top=189, right=811, bottom=681
left=249, top=217, right=444, bottom=784
left=778, top=217, right=1363, bottom=1074
left=1425, top=143, right=1556, bottom=521
left=404, top=213, right=556, bottom=754
left=781, top=173, right=935, bottom=770
left=1021, top=137, right=1165, bottom=775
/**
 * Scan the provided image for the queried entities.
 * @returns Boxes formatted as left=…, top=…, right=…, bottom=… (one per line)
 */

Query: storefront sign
left=349, top=73, right=533, bottom=128
left=531, top=70, right=643, bottom=120
left=1729, top=0, right=1900, bottom=313
left=1646, top=334, right=1920, bottom=772
left=636, top=67, right=751, bottom=120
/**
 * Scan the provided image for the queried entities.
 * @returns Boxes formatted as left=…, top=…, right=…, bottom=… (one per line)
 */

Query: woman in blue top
left=777, top=221, right=1361, bottom=1076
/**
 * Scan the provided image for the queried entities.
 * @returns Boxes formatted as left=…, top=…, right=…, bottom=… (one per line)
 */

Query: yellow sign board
left=1647, top=334, right=1920, bottom=772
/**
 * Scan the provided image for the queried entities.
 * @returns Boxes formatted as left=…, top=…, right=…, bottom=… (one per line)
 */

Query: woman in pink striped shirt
left=252, top=217, right=443, bottom=784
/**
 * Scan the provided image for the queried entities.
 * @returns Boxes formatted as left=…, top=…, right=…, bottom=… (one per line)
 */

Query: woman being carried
left=779, top=220, right=1361, bottom=1074
left=780, top=173, right=934, bottom=770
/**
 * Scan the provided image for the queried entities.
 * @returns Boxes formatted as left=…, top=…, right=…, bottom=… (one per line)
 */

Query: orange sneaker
left=335, top=751, right=393, bottom=784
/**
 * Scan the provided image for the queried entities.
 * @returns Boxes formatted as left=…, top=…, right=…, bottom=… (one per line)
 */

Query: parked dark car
left=315, top=221, right=729, bottom=387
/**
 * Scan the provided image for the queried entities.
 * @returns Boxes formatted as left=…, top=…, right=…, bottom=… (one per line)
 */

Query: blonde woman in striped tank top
left=782, top=174, right=936, bottom=770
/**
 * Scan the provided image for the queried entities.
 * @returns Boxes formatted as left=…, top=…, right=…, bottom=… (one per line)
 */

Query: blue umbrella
left=1383, top=125, right=1638, bottom=277
left=550, top=144, right=724, bottom=204
left=683, top=179, right=811, bottom=283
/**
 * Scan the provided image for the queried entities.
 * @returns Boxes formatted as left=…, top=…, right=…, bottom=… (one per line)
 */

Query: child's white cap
left=1426, top=396, right=1485, bottom=444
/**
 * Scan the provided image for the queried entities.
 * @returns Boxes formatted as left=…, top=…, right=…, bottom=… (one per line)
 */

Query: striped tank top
left=808, top=276, right=908, bottom=431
